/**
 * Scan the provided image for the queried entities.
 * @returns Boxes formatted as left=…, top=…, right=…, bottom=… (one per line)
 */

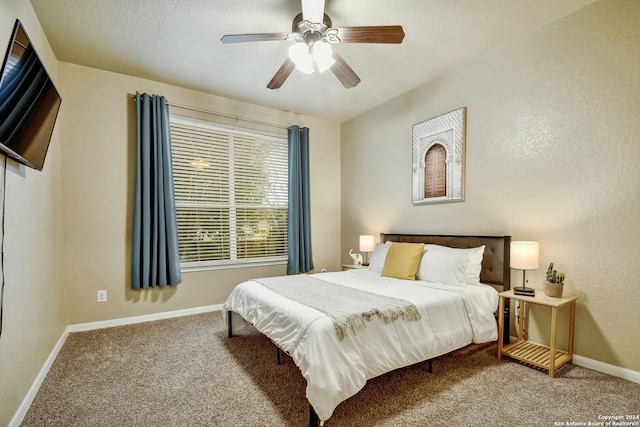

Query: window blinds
left=170, top=116, right=288, bottom=268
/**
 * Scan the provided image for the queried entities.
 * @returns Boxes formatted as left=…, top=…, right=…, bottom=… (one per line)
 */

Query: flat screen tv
left=0, top=19, right=61, bottom=171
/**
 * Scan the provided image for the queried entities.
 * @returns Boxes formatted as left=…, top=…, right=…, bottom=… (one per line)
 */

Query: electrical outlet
left=320, top=268, right=327, bottom=273
left=515, top=300, right=520, bottom=317
left=97, top=290, right=107, bottom=303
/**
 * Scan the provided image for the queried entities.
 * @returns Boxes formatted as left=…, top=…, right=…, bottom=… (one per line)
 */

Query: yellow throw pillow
left=381, top=242, right=426, bottom=280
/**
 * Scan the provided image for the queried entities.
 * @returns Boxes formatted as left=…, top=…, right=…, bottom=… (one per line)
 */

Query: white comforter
left=222, top=269, right=499, bottom=423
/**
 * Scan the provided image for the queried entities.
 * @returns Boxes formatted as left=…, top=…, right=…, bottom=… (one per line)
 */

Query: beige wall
left=0, top=1, right=67, bottom=425
left=341, top=0, right=640, bottom=372
left=58, top=63, right=342, bottom=325
left=2, top=0, right=638, bottom=423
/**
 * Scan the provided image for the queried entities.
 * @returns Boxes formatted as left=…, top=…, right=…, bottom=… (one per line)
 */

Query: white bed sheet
left=222, top=269, right=499, bottom=423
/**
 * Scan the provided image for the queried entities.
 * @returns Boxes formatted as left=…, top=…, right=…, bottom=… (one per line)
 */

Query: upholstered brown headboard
left=380, top=233, right=511, bottom=290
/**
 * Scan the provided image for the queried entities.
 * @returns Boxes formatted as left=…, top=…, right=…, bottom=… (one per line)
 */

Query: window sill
left=180, top=257, right=287, bottom=273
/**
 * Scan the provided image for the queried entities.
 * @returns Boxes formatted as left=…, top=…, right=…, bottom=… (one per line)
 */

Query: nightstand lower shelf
left=502, top=341, right=572, bottom=372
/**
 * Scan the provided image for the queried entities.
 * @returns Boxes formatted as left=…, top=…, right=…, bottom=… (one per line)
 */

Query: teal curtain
left=131, top=92, right=181, bottom=289
left=287, top=126, right=314, bottom=274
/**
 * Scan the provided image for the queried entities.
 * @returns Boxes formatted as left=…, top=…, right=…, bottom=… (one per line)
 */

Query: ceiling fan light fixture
left=312, top=41, right=335, bottom=73
left=221, top=1, right=404, bottom=89
left=289, top=41, right=334, bottom=74
left=288, top=42, right=314, bottom=73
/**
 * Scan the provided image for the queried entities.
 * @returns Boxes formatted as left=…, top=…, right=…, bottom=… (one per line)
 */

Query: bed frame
left=228, top=233, right=511, bottom=426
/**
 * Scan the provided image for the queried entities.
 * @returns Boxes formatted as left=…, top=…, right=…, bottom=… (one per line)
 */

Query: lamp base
left=514, top=287, right=536, bottom=297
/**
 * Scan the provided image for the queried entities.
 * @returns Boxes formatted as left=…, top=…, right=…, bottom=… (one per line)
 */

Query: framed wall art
left=412, top=107, right=466, bottom=205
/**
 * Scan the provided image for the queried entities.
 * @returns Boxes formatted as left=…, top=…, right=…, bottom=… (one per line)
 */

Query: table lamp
left=359, top=235, right=375, bottom=266
left=510, top=241, right=539, bottom=296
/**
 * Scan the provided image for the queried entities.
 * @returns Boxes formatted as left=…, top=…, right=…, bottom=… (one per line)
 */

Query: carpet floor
left=21, top=311, right=640, bottom=426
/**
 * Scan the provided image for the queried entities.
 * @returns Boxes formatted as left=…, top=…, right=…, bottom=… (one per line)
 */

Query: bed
left=223, top=233, right=511, bottom=425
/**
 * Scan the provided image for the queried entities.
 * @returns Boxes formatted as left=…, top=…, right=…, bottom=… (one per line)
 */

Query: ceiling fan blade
left=301, top=0, right=325, bottom=23
left=221, top=33, right=291, bottom=44
left=332, top=26, right=405, bottom=44
left=330, top=52, right=361, bottom=89
left=267, top=58, right=296, bottom=89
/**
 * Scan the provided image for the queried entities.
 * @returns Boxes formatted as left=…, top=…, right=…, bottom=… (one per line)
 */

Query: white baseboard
left=67, top=304, right=223, bottom=332
left=573, top=354, right=640, bottom=384
left=9, top=328, right=70, bottom=427
left=9, top=304, right=223, bottom=427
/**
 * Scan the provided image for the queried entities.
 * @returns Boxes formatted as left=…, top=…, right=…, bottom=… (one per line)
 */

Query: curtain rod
left=128, top=93, right=290, bottom=131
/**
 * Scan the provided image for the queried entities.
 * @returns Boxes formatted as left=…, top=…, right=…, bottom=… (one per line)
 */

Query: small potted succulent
left=543, top=262, right=565, bottom=297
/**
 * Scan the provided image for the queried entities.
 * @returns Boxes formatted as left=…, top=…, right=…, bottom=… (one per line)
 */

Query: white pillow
left=463, top=245, right=485, bottom=285
left=417, top=244, right=485, bottom=286
left=368, top=241, right=392, bottom=274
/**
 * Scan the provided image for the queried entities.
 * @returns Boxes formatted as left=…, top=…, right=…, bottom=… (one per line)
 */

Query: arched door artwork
left=424, top=144, right=446, bottom=198
left=412, top=107, right=465, bottom=205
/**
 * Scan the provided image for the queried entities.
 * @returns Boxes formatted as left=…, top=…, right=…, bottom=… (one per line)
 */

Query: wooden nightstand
left=341, top=264, right=367, bottom=270
left=497, top=289, right=577, bottom=378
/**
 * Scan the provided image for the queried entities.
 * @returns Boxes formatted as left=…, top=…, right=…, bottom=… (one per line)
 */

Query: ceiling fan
left=220, top=0, right=405, bottom=89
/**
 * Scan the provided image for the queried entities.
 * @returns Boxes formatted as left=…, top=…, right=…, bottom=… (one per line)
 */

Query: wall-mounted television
left=0, top=19, right=61, bottom=171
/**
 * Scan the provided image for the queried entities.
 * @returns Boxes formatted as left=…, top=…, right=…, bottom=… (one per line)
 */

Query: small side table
left=341, top=264, right=367, bottom=270
left=497, top=289, right=577, bottom=378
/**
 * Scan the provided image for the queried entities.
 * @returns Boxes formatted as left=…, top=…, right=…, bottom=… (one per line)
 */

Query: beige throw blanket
left=253, top=275, right=422, bottom=341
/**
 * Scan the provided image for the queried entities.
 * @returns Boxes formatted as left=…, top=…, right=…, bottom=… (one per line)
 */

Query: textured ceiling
left=30, top=0, right=595, bottom=122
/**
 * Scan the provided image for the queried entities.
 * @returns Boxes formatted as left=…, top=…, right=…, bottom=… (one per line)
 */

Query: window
left=170, top=116, right=288, bottom=270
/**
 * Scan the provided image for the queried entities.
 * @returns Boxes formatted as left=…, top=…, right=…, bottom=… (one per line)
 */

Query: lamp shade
left=311, top=41, right=335, bottom=72
left=359, top=235, right=375, bottom=252
left=288, top=43, right=314, bottom=73
left=510, top=241, right=540, bottom=270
